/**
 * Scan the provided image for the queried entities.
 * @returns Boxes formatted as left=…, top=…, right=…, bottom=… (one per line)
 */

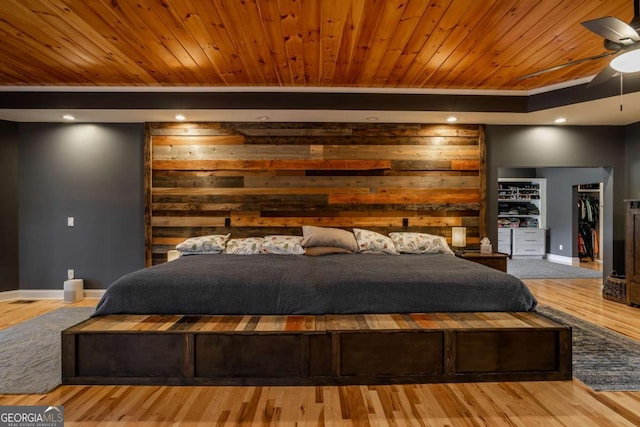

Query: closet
left=577, top=183, right=602, bottom=261
left=497, top=178, right=546, bottom=257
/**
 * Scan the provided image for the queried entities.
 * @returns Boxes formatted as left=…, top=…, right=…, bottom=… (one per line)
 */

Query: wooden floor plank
left=2, top=275, right=640, bottom=425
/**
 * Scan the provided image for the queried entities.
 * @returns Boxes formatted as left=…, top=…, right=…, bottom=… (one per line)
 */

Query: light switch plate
left=67, top=269, right=74, bottom=279
left=67, top=217, right=74, bottom=227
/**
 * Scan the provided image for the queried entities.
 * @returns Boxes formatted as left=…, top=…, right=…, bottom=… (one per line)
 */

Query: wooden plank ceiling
left=0, top=0, right=633, bottom=90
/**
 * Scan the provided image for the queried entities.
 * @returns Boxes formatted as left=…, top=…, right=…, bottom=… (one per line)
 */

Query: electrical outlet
left=67, top=269, right=74, bottom=279
left=559, top=244, right=563, bottom=251
left=67, top=217, right=74, bottom=227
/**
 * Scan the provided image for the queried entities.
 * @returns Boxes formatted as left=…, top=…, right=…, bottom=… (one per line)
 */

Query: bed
left=63, top=252, right=571, bottom=386
left=94, top=253, right=537, bottom=316
left=60, top=124, right=571, bottom=385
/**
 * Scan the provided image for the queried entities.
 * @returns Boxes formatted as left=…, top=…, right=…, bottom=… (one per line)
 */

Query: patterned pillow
left=262, top=235, right=305, bottom=255
left=224, top=237, right=263, bottom=255
left=301, top=225, right=358, bottom=252
left=353, top=228, right=398, bottom=254
left=388, top=232, right=454, bottom=255
left=176, top=234, right=230, bottom=254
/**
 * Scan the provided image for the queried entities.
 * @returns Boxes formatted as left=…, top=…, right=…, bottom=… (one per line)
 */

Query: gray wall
left=485, top=125, right=627, bottom=276
left=627, top=122, right=640, bottom=199
left=19, top=123, right=145, bottom=290
left=498, top=168, right=537, bottom=178
left=7, top=120, right=640, bottom=292
left=0, top=121, right=19, bottom=291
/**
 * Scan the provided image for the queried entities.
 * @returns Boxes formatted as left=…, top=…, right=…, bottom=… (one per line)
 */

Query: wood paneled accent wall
left=146, top=123, right=485, bottom=265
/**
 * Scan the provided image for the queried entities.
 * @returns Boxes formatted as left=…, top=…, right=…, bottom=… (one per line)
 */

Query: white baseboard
left=84, top=289, right=106, bottom=298
left=546, top=254, right=580, bottom=266
left=0, top=289, right=105, bottom=301
left=0, top=290, right=20, bottom=301
left=19, top=290, right=66, bottom=299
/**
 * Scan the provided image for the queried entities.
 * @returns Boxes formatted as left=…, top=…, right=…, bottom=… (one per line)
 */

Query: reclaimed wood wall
left=146, top=123, right=485, bottom=265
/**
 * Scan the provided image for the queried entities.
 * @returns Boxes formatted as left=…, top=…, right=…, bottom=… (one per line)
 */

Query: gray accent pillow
left=301, top=226, right=358, bottom=252
left=304, top=246, right=353, bottom=256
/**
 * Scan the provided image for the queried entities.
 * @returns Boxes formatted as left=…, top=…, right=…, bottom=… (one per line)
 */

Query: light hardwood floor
left=1, top=278, right=640, bottom=426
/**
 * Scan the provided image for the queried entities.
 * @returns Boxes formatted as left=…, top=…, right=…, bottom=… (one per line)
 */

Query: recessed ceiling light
left=175, top=114, right=186, bottom=121
left=62, top=114, right=75, bottom=121
left=446, top=116, right=458, bottom=123
left=256, top=115, right=270, bottom=121
left=366, top=116, right=379, bottom=121
left=554, top=117, right=567, bottom=124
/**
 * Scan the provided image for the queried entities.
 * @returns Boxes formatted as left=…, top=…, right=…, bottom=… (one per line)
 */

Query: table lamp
left=452, top=226, right=467, bottom=255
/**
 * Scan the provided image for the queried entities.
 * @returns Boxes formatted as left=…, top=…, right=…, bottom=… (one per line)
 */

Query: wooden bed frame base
left=62, top=312, right=571, bottom=386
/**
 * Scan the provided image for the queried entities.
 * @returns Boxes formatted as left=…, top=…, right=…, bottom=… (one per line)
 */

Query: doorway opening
left=575, top=183, right=603, bottom=273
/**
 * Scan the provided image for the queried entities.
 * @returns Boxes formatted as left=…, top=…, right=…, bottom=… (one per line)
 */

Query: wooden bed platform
left=62, top=312, right=571, bottom=386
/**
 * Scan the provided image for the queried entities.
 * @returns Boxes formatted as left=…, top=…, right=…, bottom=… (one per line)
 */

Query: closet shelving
left=497, top=178, right=547, bottom=257
left=498, top=179, right=546, bottom=229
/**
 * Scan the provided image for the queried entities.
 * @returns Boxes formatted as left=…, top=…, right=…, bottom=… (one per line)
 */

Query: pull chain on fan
left=620, top=73, right=624, bottom=112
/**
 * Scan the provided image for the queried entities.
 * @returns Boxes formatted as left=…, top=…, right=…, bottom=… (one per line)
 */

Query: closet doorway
left=576, top=183, right=603, bottom=269
left=498, top=167, right=608, bottom=278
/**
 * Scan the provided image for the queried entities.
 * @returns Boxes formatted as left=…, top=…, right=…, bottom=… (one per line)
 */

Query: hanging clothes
left=578, top=233, right=587, bottom=259
left=578, top=193, right=600, bottom=261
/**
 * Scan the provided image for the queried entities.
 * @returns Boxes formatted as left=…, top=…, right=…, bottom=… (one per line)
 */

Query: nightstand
left=460, top=252, right=509, bottom=273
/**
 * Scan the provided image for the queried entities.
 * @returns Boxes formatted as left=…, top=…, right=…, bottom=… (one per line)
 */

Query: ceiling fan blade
left=517, top=53, right=614, bottom=80
left=587, top=64, right=620, bottom=87
left=581, top=16, right=640, bottom=45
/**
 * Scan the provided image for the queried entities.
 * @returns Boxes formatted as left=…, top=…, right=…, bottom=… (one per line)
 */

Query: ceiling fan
left=519, top=0, right=640, bottom=86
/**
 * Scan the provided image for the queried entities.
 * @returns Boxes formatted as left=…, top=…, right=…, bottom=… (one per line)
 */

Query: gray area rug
left=537, top=305, right=640, bottom=391
left=0, top=307, right=94, bottom=394
left=508, top=259, right=602, bottom=279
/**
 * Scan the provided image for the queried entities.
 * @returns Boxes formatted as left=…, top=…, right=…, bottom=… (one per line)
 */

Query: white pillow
left=262, top=235, right=305, bottom=255
left=388, top=232, right=454, bottom=255
left=176, top=234, right=230, bottom=254
left=224, top=237, right=263, bottom=255
left=353, top=228, right=398, bottom=254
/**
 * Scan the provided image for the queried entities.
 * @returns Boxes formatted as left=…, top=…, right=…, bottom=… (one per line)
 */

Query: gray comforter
left=93, top=253, right=537, bottom=316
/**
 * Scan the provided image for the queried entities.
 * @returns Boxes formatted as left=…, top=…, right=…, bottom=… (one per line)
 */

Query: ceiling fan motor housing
left=604, top=39, right=624, bottom=50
